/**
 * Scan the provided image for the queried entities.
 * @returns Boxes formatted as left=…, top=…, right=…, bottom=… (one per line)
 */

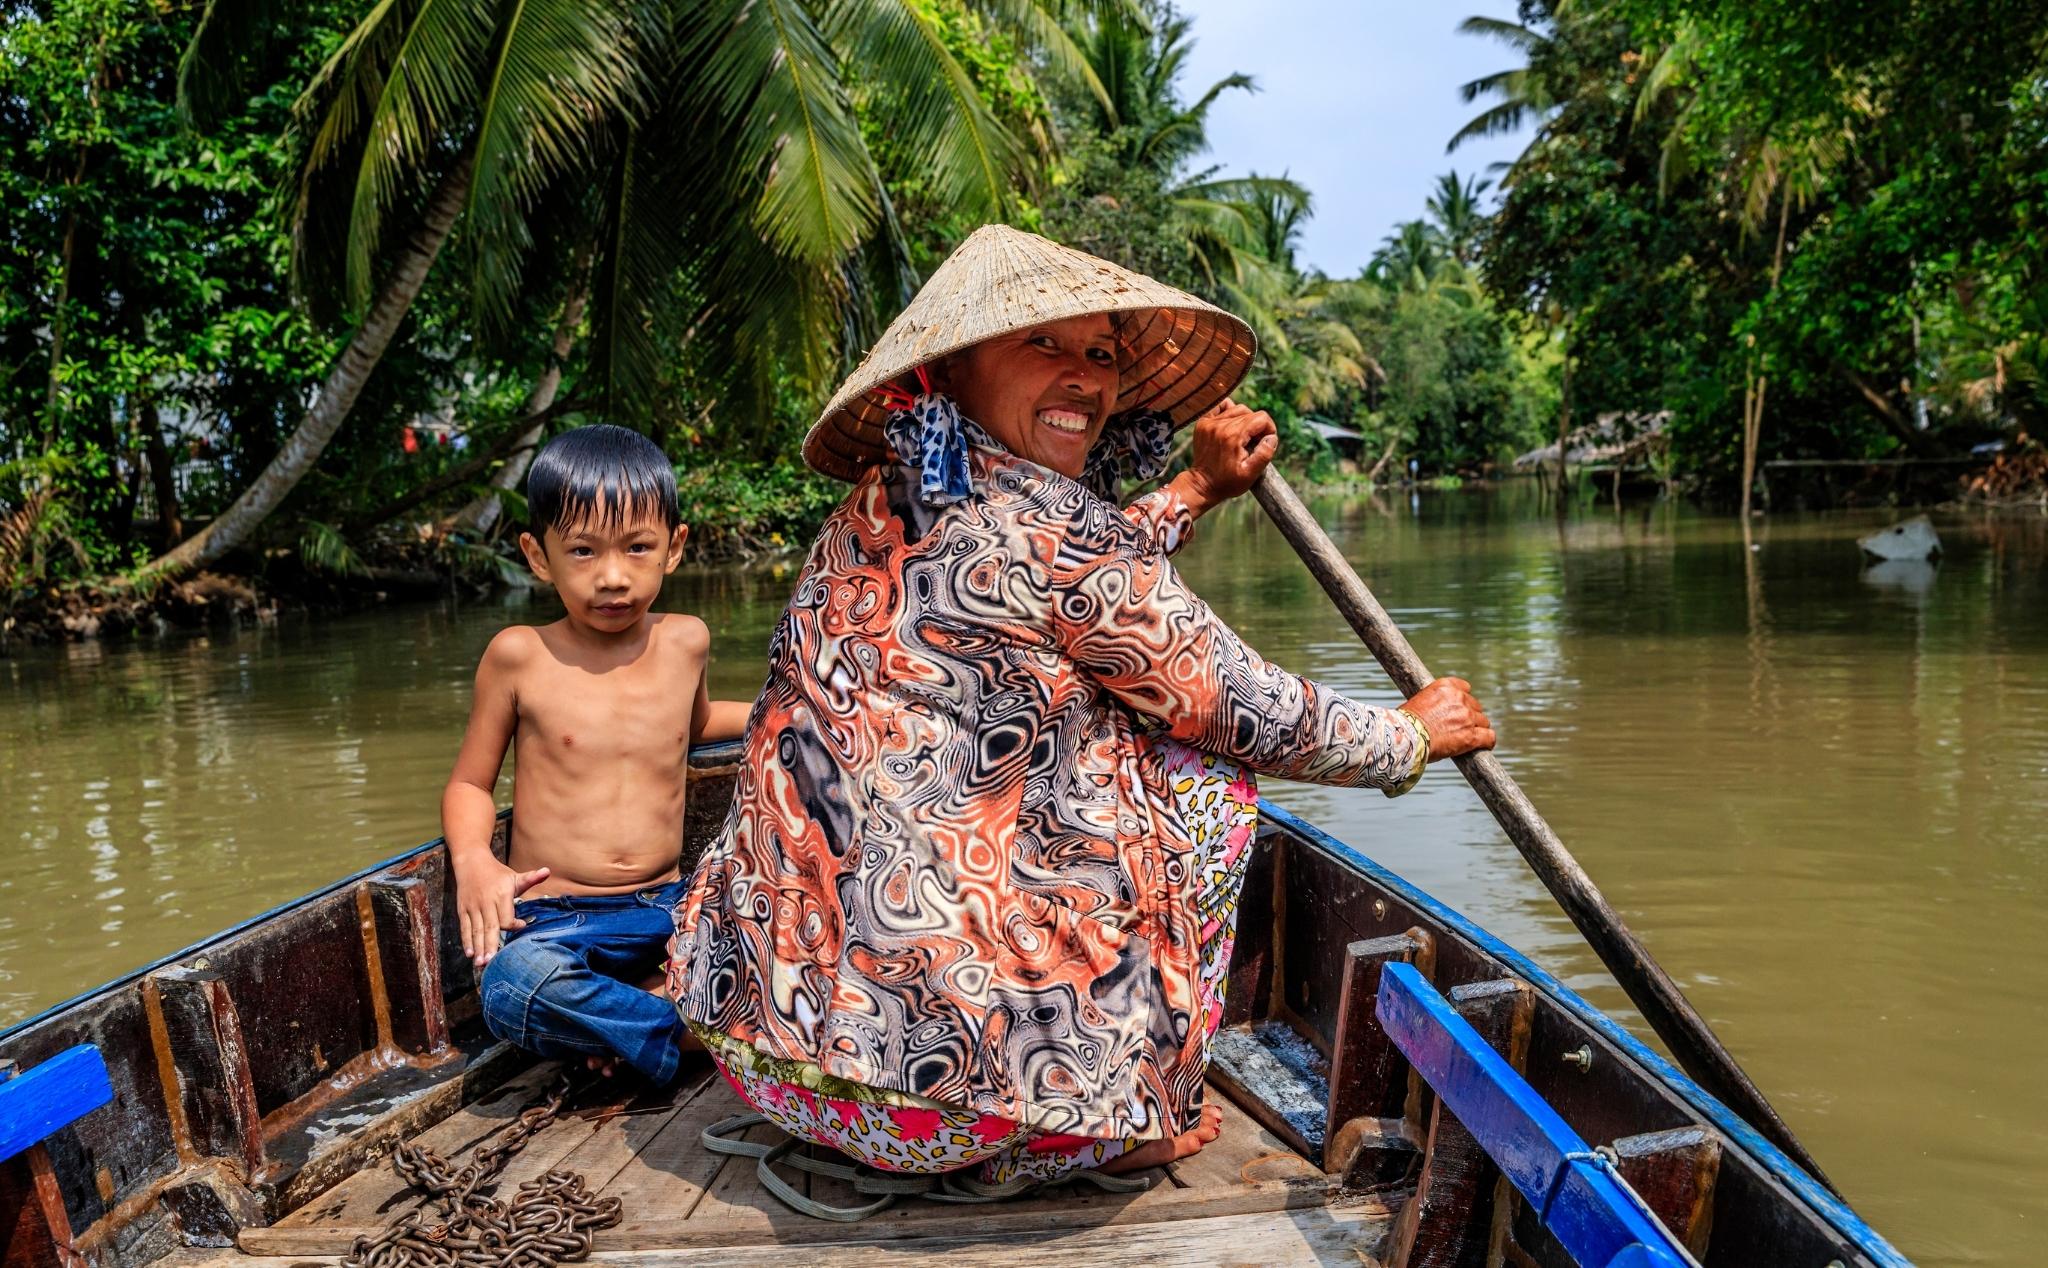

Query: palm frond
left=1447, top=100, right=1532, bottom=152
left=834, top=0, right=1026, bottom=219
left=177, top=0, right=274, bottom=129
left=299, top=519, right=368, bottom=575
left=692, top=0, right=878, bottom=264
left=1455, top=16, right=1546, bottom=53
left=969, top=0, right=1123, bottom=123
left=463, top=0, right=653, bottom=333
left=334, top=0, right=500, bottom=308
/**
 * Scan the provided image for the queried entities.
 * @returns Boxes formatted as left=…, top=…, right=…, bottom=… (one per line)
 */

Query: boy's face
left=518, top=510, right=687, bottom=635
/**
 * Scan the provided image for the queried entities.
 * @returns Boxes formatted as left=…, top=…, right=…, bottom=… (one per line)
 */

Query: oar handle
left=1249, top=467, right=1836, bottom=1193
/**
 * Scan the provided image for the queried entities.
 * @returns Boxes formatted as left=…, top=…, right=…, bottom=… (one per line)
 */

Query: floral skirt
left=692, top=738, right=1260, bottom=1187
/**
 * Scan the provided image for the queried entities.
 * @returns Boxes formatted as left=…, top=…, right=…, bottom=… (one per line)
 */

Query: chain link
left=343, top=1078, right=623, bottom=1268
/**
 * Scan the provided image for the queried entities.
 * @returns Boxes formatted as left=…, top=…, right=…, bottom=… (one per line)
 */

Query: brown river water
left=3, top=485, right=2044, bottom=1264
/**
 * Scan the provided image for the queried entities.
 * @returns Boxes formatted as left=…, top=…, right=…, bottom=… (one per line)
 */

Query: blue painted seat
left=1376, top=964, right=1695, bottom=1268
left=0, top=1045, right=115, bottom=1166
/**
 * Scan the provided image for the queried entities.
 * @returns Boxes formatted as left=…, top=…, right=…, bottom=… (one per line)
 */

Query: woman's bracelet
left=1390, top=707, right=1432, bottom=796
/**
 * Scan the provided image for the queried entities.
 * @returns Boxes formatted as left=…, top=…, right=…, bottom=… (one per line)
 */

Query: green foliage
left=296, top=519, right=366, bottom=576
left=1474, top=0, right=2048, bottom=490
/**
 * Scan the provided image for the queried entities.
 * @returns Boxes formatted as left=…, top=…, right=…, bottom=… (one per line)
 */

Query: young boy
left=442, top=424, right=750, bottom=1085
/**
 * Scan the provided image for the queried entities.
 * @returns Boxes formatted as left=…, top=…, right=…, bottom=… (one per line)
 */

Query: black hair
left=525, top=424, right=680, bottom=542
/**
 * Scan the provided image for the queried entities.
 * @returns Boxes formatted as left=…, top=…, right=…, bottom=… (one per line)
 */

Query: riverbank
left=8, top=450, right=2041, bottom=651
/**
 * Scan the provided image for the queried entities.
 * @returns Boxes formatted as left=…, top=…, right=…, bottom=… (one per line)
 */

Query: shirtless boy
left=441, top=424, right=749, bottom=1085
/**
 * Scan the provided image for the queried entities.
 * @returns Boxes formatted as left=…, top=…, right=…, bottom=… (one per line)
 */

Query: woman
left=669, top=226, right=1493, bottom=1203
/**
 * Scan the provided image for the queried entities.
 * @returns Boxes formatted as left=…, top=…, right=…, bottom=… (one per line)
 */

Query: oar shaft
left=1249, top=467, right=1835, bottom=1192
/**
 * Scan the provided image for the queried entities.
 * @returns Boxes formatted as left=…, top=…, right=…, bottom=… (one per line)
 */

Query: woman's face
left=939, top=313, right=1120, bottom=478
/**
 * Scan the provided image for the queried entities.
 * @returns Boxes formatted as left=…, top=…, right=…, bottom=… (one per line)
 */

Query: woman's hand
left=1400, top=677, right=1496, bottom=762
left=1171, top=398, right=1279, bottom=518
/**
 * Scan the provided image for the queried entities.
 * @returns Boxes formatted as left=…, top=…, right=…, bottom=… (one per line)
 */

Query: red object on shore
left=402, top=426, right=418, bottom=454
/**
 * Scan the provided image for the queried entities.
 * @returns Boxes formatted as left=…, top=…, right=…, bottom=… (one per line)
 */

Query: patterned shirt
left=670, top=438, right=1424, bottom=1139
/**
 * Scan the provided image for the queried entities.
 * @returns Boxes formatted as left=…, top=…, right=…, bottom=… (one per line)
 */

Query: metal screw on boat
left=1372, top=898, right=1388, bottom=920
left=1562, top=1044, right=1593, bottom=1073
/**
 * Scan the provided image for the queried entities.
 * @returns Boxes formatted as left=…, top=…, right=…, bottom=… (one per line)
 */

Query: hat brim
left=801, top=227, right=1256, bottom=482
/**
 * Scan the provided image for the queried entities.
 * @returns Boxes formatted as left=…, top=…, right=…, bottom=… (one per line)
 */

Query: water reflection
left=1, top=486, right=2043, bottom=1265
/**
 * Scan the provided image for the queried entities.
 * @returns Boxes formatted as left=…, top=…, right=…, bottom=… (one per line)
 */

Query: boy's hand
left=453, top=854, right=552, bottom=969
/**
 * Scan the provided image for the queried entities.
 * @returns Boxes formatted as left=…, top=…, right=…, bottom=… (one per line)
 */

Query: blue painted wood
left=1377, top=962, right=1691, bottom=1268
left=1259, top=800, right=1909, bottom=1268
left=0, top=1045, right=114, bottom=1164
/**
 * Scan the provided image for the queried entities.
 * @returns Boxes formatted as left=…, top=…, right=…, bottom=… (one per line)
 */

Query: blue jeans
left=479, top=878, right=685, bottom=1085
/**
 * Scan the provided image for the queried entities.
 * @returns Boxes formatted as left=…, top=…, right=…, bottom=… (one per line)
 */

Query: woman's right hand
left=1400, top=677, right=1496, bottom=761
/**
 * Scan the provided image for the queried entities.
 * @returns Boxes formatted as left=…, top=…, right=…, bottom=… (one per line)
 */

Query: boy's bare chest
left=516, top=654, right=697, bottom=763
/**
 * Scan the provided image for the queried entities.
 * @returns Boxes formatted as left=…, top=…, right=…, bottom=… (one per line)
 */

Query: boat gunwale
left=0, top=739, right=749, bottom=1046
left=1258, top=798, right=1908, bottom=1268
left=0, top=743, right=1901, bottom=1267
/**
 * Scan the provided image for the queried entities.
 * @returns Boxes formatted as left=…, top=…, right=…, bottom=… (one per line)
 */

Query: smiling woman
left=667, top=225, right=1495, bottom=1214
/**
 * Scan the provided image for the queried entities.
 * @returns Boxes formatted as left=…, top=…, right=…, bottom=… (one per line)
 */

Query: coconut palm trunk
left=450, top=265, right=590, bottom=538
left=1738, top=192, right=1791, bottom=521
left=141, top=153, right=473, bottom=579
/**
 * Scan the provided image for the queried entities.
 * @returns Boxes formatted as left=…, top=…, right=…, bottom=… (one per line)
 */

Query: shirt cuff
left=1384, top=707, right=1431, bottom=797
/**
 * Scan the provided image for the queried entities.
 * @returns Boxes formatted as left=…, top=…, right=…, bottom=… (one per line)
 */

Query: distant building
left=1513, top=411, right=1670, bottom=471
left=1302, top=417, right=1366, bottom=459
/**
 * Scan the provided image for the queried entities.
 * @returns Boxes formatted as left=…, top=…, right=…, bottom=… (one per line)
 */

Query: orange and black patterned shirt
left=670, top=438, right=1423, bottom=1139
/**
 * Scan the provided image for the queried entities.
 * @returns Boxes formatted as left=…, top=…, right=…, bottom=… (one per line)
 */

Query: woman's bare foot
left=1099, top=1103, right=1224, bottom=1175
left=585, top=1054, right=619, bottom=1077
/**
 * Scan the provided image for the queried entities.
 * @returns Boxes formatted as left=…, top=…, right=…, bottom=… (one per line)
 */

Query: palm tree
left=1627, top=26, right=1865, bottom=514
left=1425, top=170, right=1492, bottom=266
left=153, top=0, right=1111, bottom=575
left=1447, top=15, right=1559, bottom=154
left=1063, top=9, right=1307, bottom=342
left=1369, top=220, right=1444, bottom=290
left=1070, top=7, right=1251, bottom=176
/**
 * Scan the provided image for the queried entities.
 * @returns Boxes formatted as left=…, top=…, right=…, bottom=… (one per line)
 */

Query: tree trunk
left=143, top=401, right=183, bottom=546
left=1365, top=431, right=1401, bottom=484
left=140, top=153, right=474, bottom=579
left=449, top=263, right=592, bottom=538
left=1740, top=193, right=1792, bottom=520
left=1837, top=363, right=1943, bottom=457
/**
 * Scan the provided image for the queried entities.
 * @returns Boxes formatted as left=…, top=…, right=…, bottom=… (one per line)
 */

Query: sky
left=1170, top=0, right=1538, bottom=278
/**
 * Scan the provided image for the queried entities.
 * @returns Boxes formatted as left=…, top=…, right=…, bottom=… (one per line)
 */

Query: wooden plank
left=479, top=1080, right=647, bottom=1198
left=246, top=1174, right=1357, bottom=1256
left=160, top=1204, right=1396, bottom=1268
left=251, top=1079, right=1358, bottom=1255
left=0, top=1051, right=113, bottom=1167
left=0, top=1152, right=63, bottom=1268
left=1387, top=979, right=1532, bottom=1268
left=364, top=879, right=449, bottom=1056
left=1324, top=930, right=1432, bottom=1185
left=547, top=1073, right=710, bottom=1196
left=675, top=1118, right=808, bottom=1238
left=1611, top=1126, right=1720, bottom=1258
left=267, top=1062, right=559, bottom=1228
left=1167, top=1090, right=1323, bottom=1193
left=1375, top=964, right=1688, bottom=1268
left=145, top=969, right=264, bottom=1179
left=591, top=1068, right=734, bottom=1225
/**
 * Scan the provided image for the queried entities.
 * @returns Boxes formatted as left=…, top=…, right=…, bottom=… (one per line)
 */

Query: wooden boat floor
left=198, top=1054, right=1395, bottom=1264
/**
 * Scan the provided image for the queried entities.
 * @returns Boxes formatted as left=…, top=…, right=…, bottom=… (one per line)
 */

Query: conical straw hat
left=803, top=224, right=1257, bottom=481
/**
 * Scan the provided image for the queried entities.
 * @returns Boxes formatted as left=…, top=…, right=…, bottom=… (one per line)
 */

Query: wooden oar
left=1250, top=466, right=1837, bottom=1193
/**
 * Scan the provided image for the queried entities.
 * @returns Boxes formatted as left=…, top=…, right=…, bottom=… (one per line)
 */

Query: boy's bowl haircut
left=526, top=424, right=680, bottom=540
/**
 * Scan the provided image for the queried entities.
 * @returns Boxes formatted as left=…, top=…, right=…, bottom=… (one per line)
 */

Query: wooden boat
left=0, top=742, right=1906, bottom=1266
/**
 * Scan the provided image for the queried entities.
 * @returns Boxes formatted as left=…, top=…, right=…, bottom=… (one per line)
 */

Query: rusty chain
left=343, top=1078, right=623, bottom=1268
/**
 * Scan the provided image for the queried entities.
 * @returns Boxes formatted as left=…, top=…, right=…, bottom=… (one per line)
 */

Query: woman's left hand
left=1175, top=398, right=1279, bottom=517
